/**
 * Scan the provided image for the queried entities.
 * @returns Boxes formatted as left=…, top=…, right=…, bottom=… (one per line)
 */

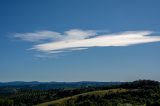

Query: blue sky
left=0, top=0, right=160, bottom=82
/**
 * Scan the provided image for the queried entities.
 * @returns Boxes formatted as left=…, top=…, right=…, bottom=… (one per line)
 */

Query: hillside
left=35, top=89, right=128, bottom=106
left=35, top=80, right=160, bottom=106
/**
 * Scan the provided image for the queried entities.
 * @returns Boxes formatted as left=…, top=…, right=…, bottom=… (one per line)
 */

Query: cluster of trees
left=0, top=99, right=13, bottom=106
left=0, top=87, right=96, bottom=106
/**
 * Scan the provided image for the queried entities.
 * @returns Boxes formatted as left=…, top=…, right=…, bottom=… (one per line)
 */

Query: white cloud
left=13, top=29, right=160, bottom=54
left=13, top=30, right=61, bottom=42
left=13, top=29, right=96, bottom=42
left=63, top=29, right=96, bottom=41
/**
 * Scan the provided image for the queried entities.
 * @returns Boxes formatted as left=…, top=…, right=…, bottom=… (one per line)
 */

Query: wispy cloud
left=13, top=30, right=61, bottom=42
left=13, top=29, right=96, bottom=42
left=13, top=29, right=160, bottom=54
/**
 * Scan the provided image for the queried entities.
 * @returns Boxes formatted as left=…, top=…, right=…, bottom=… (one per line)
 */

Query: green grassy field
left=35, top=89, right=128, bottom=106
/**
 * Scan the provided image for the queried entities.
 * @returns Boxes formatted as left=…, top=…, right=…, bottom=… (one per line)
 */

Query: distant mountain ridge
left=0, top=81, right=123, bottom=86
left=0, top=81, right=49, bottom=86
left=0, top=81, right=123, bottom=90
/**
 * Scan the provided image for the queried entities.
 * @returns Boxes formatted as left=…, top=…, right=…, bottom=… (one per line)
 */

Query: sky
left=0, top=0, right=160, bottom=82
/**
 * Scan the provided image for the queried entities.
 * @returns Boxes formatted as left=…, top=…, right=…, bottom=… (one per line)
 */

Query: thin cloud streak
left=13, top=31, right=61, bottom=42
left=13, top=29, right=160, bottom=54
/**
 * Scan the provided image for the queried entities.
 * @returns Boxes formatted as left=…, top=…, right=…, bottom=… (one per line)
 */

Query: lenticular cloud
left=14, top=29, right=160, bottom=54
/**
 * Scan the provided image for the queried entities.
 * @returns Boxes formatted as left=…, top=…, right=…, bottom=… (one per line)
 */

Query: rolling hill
left=35, top=80, right=160, bottom=106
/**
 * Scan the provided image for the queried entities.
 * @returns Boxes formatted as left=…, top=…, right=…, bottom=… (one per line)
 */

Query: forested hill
left=36, top=80, right=160, bottom=106
left=0, top=80, right=159, bottom=106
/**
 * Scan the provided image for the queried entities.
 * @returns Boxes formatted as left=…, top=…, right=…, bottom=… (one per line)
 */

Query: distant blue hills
left=0, top=81, right=48, bottom=86
left=0, top=81, right=124, bottom=90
